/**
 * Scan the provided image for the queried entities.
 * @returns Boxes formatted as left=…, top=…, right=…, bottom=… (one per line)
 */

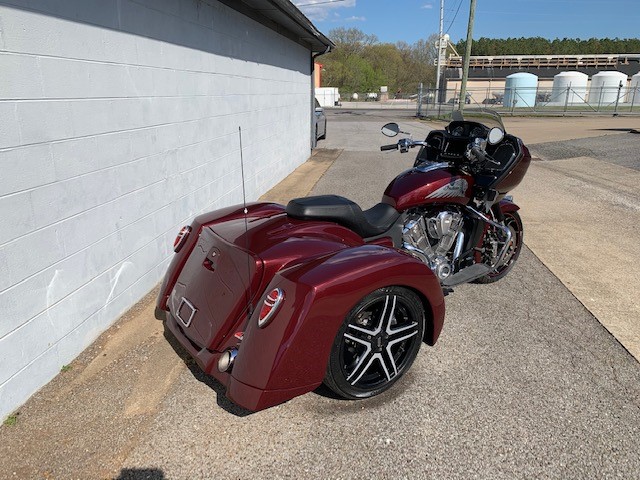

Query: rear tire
left=324, top=287, right=425, bottom=399
left=475, top=211, right=523, bottom=284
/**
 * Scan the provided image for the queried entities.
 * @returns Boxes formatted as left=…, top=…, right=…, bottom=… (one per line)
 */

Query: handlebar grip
left=471, top=146, right=486, bottom=163
left=380, top=144, right=398, bottom=151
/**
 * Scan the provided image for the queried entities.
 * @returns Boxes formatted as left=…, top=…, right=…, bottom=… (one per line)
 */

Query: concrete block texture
left=0, top=0, right=313, bottom=419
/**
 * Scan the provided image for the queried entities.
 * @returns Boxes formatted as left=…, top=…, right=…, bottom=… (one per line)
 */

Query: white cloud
left=421, top=3, right=434, bottom=9
left=293, top=0, right=357, bottom=22
left=344, top=16, right=366, bottom=22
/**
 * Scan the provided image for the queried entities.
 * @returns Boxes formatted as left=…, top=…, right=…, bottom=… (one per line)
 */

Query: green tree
left=319, top=27, right=437, bottom=94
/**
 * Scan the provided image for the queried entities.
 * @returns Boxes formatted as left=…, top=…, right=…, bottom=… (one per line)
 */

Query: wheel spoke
left=388, top=322, right=419, bottom=343
left=346, top=349, right=375, bottom=384
left=381, top=347, right=399, bottom=377
left=381, top=295, right=397, bottom=334
left=346, top=323, right=376, bottom=341
left=343, top=332, right=371, bottom=349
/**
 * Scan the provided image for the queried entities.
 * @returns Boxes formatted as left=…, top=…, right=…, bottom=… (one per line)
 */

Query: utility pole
left=459, top=0, right=476, bottom=109
left=435, top=0, right=444, bottom=103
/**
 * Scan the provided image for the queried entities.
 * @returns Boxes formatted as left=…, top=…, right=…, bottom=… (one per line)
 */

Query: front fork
left=464, top=196, right=518, bottom=266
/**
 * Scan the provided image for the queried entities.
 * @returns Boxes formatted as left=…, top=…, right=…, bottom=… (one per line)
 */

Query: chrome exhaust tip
left=217, top=348, right=238, bottom=372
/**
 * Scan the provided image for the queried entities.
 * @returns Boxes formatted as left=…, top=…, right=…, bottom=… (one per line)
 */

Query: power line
left=295, top=0, right=346, bottom=7
left=445, top=0, right=464, bottom=33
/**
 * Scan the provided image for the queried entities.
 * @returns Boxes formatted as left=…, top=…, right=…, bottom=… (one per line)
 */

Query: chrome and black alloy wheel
left=324, top=287, right=425, bottom=399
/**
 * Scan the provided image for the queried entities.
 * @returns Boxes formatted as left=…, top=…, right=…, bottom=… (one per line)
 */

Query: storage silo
left=630, top=72, right=640, bottom=105
left=503, top=72, right=538, bottom=108
left=588, top=71, right=628, bottom=105
left=551, top=71, right=588, bottom=104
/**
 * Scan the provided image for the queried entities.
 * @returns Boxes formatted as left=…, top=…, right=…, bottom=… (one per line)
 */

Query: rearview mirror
left=381, top=123, right=400, bottom=137
left=487, top=127, right=505, bottom=145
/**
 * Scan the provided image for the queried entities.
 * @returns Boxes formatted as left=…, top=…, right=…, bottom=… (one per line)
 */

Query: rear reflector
left=258, top=288, right=284, bottom=328
left=173, top=226, right=192, bottom=253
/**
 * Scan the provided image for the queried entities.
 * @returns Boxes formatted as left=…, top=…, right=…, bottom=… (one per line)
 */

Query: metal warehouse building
left=0, top=0, right=331, bottom=420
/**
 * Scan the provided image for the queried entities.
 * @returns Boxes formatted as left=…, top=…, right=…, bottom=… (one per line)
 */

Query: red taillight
left=258, top=288, right=284, bottom=328
left=173, top=226, right=191, bottom=253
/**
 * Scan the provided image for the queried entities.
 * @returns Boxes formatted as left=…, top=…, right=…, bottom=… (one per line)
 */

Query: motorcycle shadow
left=162, top=325, right=255, bottom=417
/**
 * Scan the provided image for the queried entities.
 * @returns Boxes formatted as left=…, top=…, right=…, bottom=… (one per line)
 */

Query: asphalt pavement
left=1, top=109, right=639, bottom=479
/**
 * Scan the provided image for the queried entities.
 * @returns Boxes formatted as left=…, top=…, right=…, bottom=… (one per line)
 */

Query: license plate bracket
left=176, top=297, right=197, bottom=328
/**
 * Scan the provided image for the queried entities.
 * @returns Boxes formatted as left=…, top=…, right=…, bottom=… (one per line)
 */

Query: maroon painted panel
left=495, top=141, right=531, bottom=193
left=383, top=167, right=474, bottom=211
left=168, top=227, right=263, bottom=349
left=157, top=202, right=284, bottom=310
left=231, top=245, right=445, bottom=405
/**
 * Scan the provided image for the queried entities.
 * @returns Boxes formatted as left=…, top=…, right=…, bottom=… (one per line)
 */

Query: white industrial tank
left=630, top=72, right=640, bottom=104
left=503, top=72, right=538, bottom=108
left=589, top=71, right=628, bottom=105
left=551, top=71, right=588, bottom=104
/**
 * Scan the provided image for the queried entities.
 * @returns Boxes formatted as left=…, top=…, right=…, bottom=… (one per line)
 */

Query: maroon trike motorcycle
left=157, top=110, right=531, bottom=411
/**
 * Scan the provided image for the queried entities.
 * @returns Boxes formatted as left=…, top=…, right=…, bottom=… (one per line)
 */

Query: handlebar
left=380, top=144, right=398, bottom=151
left=380, top=139, right=427, bottom=152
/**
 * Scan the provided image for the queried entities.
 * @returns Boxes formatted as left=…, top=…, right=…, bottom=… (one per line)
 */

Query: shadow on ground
left=162, top=325, right=254, bottom=417
left=116, top=468, right=165, bottom=479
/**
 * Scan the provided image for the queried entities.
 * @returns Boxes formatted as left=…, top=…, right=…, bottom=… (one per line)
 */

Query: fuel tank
left=382, top=166, right=474, bottom=211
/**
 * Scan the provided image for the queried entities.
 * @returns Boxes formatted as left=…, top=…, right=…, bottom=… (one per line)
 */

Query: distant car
left=366, top=92, right=378, bottom=101
left=314, top=98, right=327, bottom=141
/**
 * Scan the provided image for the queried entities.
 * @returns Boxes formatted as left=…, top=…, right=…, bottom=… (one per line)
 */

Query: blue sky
left=292, top=0, right=640, bottom=44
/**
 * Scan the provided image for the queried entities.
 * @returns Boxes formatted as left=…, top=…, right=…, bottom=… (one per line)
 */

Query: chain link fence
left=328, top=85, right=640, bottom=116
left=416, top=84, right=640, bottom=116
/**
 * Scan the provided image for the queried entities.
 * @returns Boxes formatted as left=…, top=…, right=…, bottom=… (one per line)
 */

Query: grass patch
left=61, top=364, right=72, bottom=372
left=3, top=414, right=18, bottom=426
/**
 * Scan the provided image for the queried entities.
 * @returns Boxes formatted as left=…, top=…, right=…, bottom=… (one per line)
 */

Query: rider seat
left=285, top=195, right=399, bottom=238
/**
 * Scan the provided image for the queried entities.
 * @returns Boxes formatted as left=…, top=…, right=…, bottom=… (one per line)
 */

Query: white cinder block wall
left=0, top=0, right=313, bottom=419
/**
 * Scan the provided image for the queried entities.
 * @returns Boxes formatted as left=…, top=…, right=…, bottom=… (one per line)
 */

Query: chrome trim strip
left=414, top=161, right=450, bottom=173
left=453, top=231, right=465, bottom=261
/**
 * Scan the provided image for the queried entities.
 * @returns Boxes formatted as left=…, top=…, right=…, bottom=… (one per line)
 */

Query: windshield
left=451, top=109, right=506, bottom=132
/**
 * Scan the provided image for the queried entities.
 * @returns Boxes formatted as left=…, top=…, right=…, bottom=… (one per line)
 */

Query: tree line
left=319, top=28, right=438, bottom=94
left=455, top=37, right=640, bottom=56
left=320, top=29, right=640, bottom=93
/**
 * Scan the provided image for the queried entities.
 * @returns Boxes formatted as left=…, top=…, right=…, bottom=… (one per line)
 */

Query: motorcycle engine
left=401, top=210, right=464, bottom=281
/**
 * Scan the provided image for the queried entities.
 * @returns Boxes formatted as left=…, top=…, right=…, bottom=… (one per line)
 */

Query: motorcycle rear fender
left=227, top=245, right=445, bottom=411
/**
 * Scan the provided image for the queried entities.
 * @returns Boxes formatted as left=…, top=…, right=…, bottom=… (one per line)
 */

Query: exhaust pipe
left=217, top=348, right=238, bottom=372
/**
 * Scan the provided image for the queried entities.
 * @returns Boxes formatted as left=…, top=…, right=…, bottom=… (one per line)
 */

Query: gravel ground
left=530, top=132, right=640, bottom=170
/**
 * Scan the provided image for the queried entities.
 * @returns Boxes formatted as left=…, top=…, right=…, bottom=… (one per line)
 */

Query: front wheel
left=324, top=287, right=425, bottom=399
left=475, top=210, right=523, bottom=284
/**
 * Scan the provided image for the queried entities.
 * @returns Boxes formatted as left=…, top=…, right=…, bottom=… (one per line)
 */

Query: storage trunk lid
left=169, top=226, right=262, bottom=350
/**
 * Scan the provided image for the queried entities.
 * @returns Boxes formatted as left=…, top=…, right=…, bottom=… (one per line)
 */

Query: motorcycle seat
left=286, top=195, right=400, bottom=238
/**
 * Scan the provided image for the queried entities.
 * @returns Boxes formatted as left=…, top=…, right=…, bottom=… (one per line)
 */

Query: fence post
left=563, top=83, right=571, bottom=115
left=597, top=86, right=604, bottom=112
left=631, top=84, right=637, bottom=113
left=614, top=81, right=623, bottom=115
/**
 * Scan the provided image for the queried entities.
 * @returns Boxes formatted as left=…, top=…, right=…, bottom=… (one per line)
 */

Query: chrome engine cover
left=402, top=210, right=463, bottom=281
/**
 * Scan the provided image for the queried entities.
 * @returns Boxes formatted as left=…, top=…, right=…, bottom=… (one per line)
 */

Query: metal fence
left=417, top=85, right=640, bottom=116
left=332, top=85, right=640, bottom=116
